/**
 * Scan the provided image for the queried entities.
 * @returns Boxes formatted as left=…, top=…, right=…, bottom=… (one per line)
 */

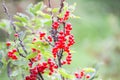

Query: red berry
left=48, top=36, right=52, bottom=42
left=28, top=62, right=33, bottom=68
left=80, top=70, right=84, bottom=77
left=32, top=37, right=37, bottom=43
left=49, top=72, right=52, bottom=75
left=6, top=41, right=11, bottom=47
left=59, top=18, right=64, bottom=23
left=12, top=55, right=18, bottom=60
left=54, top=65, right=58, bottom=69
left=63, top=10, right=70, bottom=20
left=12, top=48, right=17, bottom=53
left=74, top=72, right=80, bottom=78
left=47, top=58, right=52, bottom=64
left=42, top=62, right=47, bottom=66
left=14, top=33, right=18, bottom=37
left=86, top=74, right=90, bottom=79
left=52, top=21, right=59, bottom=30
left=61, top=60, right=66, bottom=65
left=32, top=48, right=37, bottom=53
left=25, top=76, right=30, bottom=80
left=39, top=32, right=46, bottom=40
left=7, top=51, right=13, bottom=57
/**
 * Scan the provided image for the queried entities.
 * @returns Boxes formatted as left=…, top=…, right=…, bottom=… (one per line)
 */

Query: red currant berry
left=86, top=74, right=90, bottom=79
left=12, top=48, right=17, bottom=53
left=6, top=41, right=11, bottom=47
left=14, top=33, right=18, bottom=37
left=48, top=35, right=52, bottom=42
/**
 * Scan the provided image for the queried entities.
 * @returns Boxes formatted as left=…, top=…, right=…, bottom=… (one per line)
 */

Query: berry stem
left=44, top=37, right=54, bottom=47
left=59, top=0, right=65, bottom=13
left=38, top=72, right=44, bottom=80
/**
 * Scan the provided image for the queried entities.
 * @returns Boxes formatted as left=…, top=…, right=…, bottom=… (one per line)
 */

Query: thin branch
left=37, top=75, right=41, bottom=80
left=38, top=72, right=44, bottom=80
left=16, top=47, right=26, bottom=58
left=48, top=0, right=51, bottom=8
left=57, top=49, right=63, bottom=67
left=2, top=0, right=28, bottom=55
left=7, top=62, right=12, bottom=80
left=59, top=0, right=65, bottom=13
left=48, top=0, right=52, bottom=15
left=44, top=37, right=54, bottom=47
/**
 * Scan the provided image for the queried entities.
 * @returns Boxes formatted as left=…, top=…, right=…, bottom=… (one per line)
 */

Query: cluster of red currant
left=7, top=48, right=18, bottom=60
left=6, top=33, right=19, bottom=60
left=52, top=11, right=75, bottom=65
left=26, top=58, right=59, bottom=80
left=25, top=10, right=75, bottom=80
left=74, top=70, right=91, bottom=79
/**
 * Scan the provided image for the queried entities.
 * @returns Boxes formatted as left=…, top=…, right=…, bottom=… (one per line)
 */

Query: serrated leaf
left=14, top=22, right=23, bottom=26
left=34, top=2, right=43, bottom=12
left=43, top=52, right=53, bottom=58
left=26, top=44, right=34, bottom=48
left=32, top=18, right=42, bottom=29
left=83, top=68, right=96, bottom=73
left=44, top=19, right=52, bottom=26
left=27, top=3, right=34, bottom=15
left=14, top=15, right=28, bottom=23
left=29, top=6, right=35, bottom=15
left=14, top=52, right=19, bottom=56
left=37, top=11, right=51, bottom=19
left=26, top=53, right=38, bottom=59
left=17, top=13, right=29, bottom=19
left=52, top=8, right=59, bottom=13
left=34, top=41, right=49, bottom=48
left=27, top=2, right=43, bottom=16
left=58, top=68, right=74, bottom=79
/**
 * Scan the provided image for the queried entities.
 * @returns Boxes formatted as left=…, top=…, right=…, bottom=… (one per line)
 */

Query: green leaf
left=34, top=2, right=43, bottom=12
left=42, top=19, right=52, bottom=27
left=83, top=68, right=96, bottom=73
left=37, top=11, right=51, bottom=19
left=27, top=2, right=43, bottom=15
left=14, top=22, right=23, bottom=26
left=0, top=22, right=6, bottom=28
left=43, top=52, right=53, bottom=59
left=26, top=53, right=38, bottom=59
left=31, top=17, right=42, bottom=29
left=14, top=14, right=28, bottom=23
left=28, top=4, right=35, bottom=15
left=58, top=68, right=74, bottom=79
left=52, top=8, right=59, bottom=13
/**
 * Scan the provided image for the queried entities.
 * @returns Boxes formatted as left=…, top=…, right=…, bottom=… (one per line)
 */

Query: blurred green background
left=0, top=0, right=120, bottom=80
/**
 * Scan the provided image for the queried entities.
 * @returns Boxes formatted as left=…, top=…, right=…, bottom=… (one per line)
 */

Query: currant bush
left=0, top=0, right=97, bottom=80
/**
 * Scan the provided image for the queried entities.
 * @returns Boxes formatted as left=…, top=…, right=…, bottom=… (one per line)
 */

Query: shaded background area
left=0, top=0, right=120, bottom=80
